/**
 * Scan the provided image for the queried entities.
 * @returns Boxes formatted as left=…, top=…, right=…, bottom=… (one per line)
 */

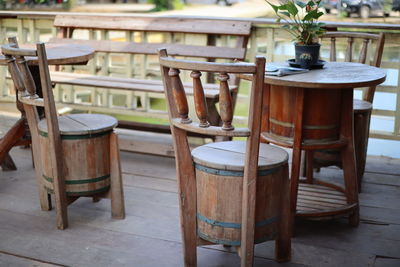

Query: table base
left=296, top=182, right=357, bottom=218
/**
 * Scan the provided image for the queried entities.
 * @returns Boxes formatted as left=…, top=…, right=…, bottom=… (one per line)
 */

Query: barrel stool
left=38, top=114, right=117, bottom=197
left=192, top=141, right=290, bottom=249
left=37, top=113, right=125, bottom=227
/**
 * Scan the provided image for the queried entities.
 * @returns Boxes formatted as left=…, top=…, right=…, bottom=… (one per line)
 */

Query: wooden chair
left=308, top=32, right=385, bottom=191
left=158, top=49, right=291, bottom=266
left=2, top=41, right=125, bottom=230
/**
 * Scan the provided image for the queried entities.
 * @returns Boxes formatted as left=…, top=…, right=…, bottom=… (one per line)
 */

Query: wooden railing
left=1, top=11, right=399, bottom=141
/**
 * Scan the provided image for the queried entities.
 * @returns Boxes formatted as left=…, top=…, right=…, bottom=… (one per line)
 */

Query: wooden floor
left=1, top=140, right=400, bottom=266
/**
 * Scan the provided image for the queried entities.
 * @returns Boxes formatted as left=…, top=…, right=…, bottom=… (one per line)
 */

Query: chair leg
left=39, top=187, right=52, bottom=211
left=30, top=135, right=52, bottom=211
left=275, top=164, right=292, bottom=262
left=53, top=184, right=68, bottom=230
left=109, top=132, right=125, bottom=219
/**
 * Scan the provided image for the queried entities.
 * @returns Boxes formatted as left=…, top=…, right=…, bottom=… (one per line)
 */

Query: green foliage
left=266, top=0, right=326, bottom=45
left=148, top=0, right=184, bottom=11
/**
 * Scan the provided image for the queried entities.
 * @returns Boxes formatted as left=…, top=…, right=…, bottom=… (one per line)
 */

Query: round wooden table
left=0, top=42, right=94, bottom=170
left=241, top=61, right=386, bottom=225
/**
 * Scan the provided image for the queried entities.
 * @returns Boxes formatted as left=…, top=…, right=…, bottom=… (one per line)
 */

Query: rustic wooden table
left=240, top=61, right=386, bottom=225
left=0, top=42, right=94, bottom=170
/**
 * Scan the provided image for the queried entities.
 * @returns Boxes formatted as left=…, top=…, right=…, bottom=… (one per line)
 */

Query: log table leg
left=290, top=88, right=305, bottom=214
left=340, top=89, right=359, bottom=226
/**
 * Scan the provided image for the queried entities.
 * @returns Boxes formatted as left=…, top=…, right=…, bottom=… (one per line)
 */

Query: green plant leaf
left=279, top=11, right=291, bottom=17
left=286, top=1, right=299, bottom=16
left=307, top=0, right=315, bottom=7
left=316, top=11, right=324, bottom=19
left=267, top=2, right=279, bottom=13
left=303, top=9, right=318, bottom=21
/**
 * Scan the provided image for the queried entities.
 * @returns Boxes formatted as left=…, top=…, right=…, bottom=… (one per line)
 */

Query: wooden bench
left=49, top=15, right=252, bottom=155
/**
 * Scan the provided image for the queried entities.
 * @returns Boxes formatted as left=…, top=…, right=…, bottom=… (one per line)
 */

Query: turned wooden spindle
left=218, top=72, right=234, bottom=131
left=330, top=37, right=336, bottom=61
left=191, top=71, right=209, bottom=128
left=345, top=37, right=354, bottom=62
left=359, top=39, right=369, bottom=64
left=168, top=68, right=192, bottom=124
left=16, top=57, right=37, bottom=98
left=5, top=56, right=26, bottom=95
left=7, top=37, right=38, bottom=98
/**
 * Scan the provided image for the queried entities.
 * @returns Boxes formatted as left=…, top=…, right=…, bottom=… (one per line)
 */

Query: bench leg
left=1, top=153, right=17, bottom=171
left=110, top=132, right=125, bottom=219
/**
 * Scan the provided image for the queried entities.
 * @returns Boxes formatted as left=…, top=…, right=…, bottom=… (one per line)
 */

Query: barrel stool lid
left=354, top=99, right=372, bottom=113
left=191, top=140, right=288, bottom=172
left=38, top=114, right=117, bottom=135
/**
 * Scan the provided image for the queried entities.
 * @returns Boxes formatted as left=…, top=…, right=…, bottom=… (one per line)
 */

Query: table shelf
left=296, top=183, right=357, bottom=217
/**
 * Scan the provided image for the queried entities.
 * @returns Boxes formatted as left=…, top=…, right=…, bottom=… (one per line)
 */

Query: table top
left=0, top=42, right=94, bottom=66
left=241, top=62, right=386, bottom=90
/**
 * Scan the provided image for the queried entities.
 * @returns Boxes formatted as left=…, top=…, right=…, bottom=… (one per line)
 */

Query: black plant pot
left=295, top=43, right=321, bottom=69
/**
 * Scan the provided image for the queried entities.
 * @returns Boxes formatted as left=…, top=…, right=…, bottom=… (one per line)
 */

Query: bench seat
left=49, top=71, right=236, bottom=100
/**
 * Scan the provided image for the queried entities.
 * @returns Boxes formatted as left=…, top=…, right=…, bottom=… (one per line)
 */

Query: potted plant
left=267, top=0, right=326, bottom=69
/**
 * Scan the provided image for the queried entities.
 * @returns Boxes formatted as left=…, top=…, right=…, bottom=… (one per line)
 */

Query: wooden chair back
left=320, top=32, right=385, bottom=102
left=158, top=48, right=265, bottom=140
left=2, top=39, right=68, bottom=227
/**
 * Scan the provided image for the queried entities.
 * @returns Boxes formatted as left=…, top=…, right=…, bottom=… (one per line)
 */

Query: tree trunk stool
left=312, top=99, right=372, bottom=192
left=192, top=141, right=290, bottom=254
left=38, top=114, right=117, bottom=196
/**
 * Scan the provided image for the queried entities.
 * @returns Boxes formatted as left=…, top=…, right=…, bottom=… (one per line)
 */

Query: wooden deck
left=1, top=128, right=400, bottom=266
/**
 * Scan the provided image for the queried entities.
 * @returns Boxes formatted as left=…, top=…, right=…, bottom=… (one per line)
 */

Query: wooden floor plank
left=374, top=257, right=400, bottom=267
left=254, top=241, right=375, bottom=267
left=293, top=219, right=400, bottom=259
left=0, top=251, right=66, bottom=267
left=364, top=156, right=400, bottom=176
left=360, top=206, right=400, bottom=225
